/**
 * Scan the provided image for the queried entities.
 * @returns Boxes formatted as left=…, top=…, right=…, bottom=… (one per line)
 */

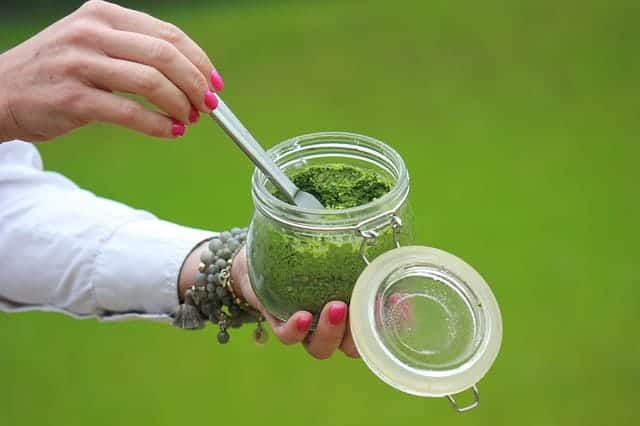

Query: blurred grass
left=1, top=0, right=639, bottom=425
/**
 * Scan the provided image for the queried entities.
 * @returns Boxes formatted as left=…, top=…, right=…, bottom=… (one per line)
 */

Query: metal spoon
left=209, top=97, right=324, bottom=209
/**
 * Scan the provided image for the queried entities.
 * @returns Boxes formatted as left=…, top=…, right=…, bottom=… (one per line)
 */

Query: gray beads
left=194, top=272, right=207, bottom=285
left=173, top=226, right=258, bottom=344
left=218, top=247, right=232, bottom=260
left=200, top=250, right=214, bottom=264
left=227, top=239, right=240, bottom=253
left=214, top=258, right=227, bottom=271
left=208, top=238, right=223, bottom=252
left=229, top=304, right=240, bottom=315
left=200, top=302, right=214, bottom=318
left=215, top=286, right=228, bottom=299
left=217, top=330, right=230, bottom=344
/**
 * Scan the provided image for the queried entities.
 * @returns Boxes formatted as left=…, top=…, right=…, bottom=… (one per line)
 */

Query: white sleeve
left=0, top=141, right=212, bottom=322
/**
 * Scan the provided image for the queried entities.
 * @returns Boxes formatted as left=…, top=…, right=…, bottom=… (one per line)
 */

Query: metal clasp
left=446, top=385, right=480, bottom=413
left=358, top=213, right=403, bottom=265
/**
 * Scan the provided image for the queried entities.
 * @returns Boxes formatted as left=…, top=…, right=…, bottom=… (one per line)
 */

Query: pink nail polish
left=171, top=119, right=185, bottom=137
left=210, top=69, right=225, bottom=92
left=328, top=304, right=346, bottom=325
left=297, top=315, right=312, bottom=332
left=204, top=91, right=219, bottom=110
left=188, top=107, right=200, bottom=123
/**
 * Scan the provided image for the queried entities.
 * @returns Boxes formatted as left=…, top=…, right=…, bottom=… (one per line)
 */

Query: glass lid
left=349, top=246, right=502, bottom=400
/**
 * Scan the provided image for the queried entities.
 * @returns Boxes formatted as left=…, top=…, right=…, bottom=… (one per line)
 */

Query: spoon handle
left=209, top=97, right=298, bottom=203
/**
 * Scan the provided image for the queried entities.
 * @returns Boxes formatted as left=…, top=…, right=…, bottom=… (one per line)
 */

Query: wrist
left=173, top=229, right=262, bottom=344
left=176, top=236, right=248, bottom=303
left=229, top=245, right=248, bottom=302
left=0, top=91, right=12, bottom=143
left=0, top=55, right=15, bottom=142
left=177, top=240, right=208, bottom=302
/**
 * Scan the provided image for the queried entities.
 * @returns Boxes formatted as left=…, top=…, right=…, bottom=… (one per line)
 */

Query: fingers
left=264, top=302, right=359, bottom=359
left=83, top=56, right=192, bottom=124
left=264, top=311, right=313, bottom=346
left=339, top=321, right=360, bottom=359
left=95, top=29, right=215, bottom=114
left=86, top=1, right=217, bottom=85
left=85, top=89, right=184, bottom=139
left=303, top=302, right=348, bottom=360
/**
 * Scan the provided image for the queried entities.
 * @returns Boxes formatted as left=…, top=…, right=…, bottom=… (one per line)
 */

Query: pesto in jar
left=248, top=164, right=408, bottom=321
left=274, top=164, right=392, bottom=209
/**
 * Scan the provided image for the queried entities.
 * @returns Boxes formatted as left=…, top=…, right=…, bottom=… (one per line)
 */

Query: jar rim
left=251, top=132, right=410, bottom=230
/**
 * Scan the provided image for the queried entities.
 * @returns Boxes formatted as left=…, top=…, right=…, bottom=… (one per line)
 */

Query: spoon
left=209, top=97, right=324, bottom=209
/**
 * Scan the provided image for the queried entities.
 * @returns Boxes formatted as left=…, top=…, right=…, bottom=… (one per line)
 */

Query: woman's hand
left=230, top=246, right=360, bottom=360
left=0, top=0, right=223, bottom=143
left=178, top=243, right=360, bottom=359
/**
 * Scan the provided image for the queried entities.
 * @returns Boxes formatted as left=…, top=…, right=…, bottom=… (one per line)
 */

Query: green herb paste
left=248, top=165, right=412, bottom=321
left=274, top=164, right=392, bottom=209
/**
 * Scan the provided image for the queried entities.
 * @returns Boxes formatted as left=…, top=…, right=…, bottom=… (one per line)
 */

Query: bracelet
left=172, top=227, right=266, bottom=345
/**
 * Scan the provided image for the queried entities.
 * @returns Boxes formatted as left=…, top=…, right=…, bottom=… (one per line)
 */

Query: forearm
left=0, top=49, right=18, bottom=143
left=0, top=141, right=211, bottom=317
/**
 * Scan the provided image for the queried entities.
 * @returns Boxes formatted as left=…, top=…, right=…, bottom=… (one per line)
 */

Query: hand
left=230, top=247, right=360, bottom=360
left=178, top=243, right=360, bottom=359
left=0, top=0, right=223, bottom=143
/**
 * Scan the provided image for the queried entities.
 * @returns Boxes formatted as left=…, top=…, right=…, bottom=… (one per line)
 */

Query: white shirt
left=0, top=140, right=212, bottom=322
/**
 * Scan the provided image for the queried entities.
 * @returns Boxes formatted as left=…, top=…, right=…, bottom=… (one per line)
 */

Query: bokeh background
left=1, top=0, right=639, bottom=425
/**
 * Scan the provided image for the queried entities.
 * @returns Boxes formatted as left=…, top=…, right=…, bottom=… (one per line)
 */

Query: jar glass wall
left=247, top=132, right=415, bottom=321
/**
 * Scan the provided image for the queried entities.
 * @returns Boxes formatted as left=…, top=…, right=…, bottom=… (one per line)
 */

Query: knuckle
left=148, top=39, right=174, bottom=64
left=58, top=54, right=89, bottom=77
left=159, top=23, right=184, bottom=44
left=149, top=118, right=169, bottom=138
left=116, top=101, right=141, bottom=125
left=135, top=68, right=161, bottom=93
left=192, top=55, right=212, bottom=75
left=63, top=20, right=98, bottom=45
left=79, top=0, right=108, bottom=17
left=59, top=87, right=88, bottom=117
left=189, top=71, right=208, bottom=97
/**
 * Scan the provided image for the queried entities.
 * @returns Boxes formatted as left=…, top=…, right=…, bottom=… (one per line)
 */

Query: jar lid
left=349, top=246, right=502, bottom=405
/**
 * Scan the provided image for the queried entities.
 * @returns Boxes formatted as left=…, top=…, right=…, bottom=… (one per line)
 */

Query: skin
left=0, top=0, right=359, bottom=360
left=179, top=244, right=360, bottom=360
left=0, top=0, right=218, bottom=142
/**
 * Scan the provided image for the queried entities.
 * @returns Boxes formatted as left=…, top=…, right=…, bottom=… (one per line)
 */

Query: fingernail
left=297, top=315, right=312, bottom=332
left=171, top=119, right=185, bottom=137
left=188, top=107, right=200, bottom=124
left=204, top=91, right=219, bottom=110
left=328, top=304, right=347, bottom=325
left=210, top=69, right=225, bottom=92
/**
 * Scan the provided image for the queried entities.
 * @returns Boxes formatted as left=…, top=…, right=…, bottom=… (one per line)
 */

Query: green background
left=1, top=1, right=638, bottom=425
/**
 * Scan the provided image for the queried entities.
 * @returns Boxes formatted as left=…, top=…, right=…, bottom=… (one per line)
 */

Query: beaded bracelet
left=172, top=227, right=267, bottom=345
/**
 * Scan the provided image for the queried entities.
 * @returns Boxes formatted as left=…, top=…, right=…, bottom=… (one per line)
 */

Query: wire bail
left=358, top=213, right=403, bottom=265
left=446, top=385, right=480, bottom=413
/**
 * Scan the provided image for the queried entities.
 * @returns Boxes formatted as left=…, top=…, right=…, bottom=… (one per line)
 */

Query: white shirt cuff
left=92, top=219, right=212, bottom=317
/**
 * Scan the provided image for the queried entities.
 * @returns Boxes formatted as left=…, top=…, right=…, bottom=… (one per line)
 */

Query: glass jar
left=246, top=132, right=502, bottom=412
left=247, top=132, right=415, bottom=321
